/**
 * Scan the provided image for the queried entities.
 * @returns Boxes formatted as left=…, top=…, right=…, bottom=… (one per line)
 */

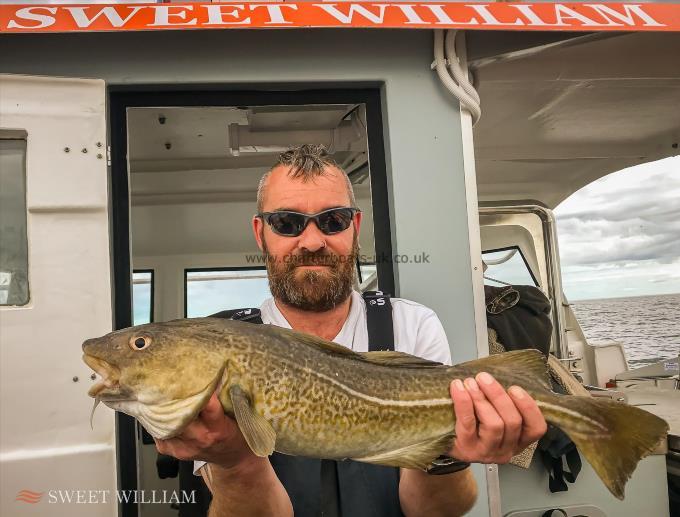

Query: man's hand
left=154, top=392, right=254, bottom=469
left=448, top=372, right=547, bottom=464
left=155, top=392, right=293, bottom=516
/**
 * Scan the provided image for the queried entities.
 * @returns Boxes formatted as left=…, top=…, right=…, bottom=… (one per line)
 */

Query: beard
left=262, top=232, right=358, bottom=312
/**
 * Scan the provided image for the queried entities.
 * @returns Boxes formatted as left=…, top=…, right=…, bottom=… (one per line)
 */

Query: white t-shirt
left=194, top=290, right=451, bottom=473
left=261, top=290, right=451, bottom=364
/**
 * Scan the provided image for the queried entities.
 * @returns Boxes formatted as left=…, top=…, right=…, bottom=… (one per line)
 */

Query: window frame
left=131, top=269, right=154, bottom=324
left=482, top=245, right=540, bottom=288
left=0, top=135, right=30, bottom=307
left=183, top=266, right=268, bottom=318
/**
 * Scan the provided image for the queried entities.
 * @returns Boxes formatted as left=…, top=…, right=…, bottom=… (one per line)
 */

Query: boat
left=1, top=2, right=679, bottom=516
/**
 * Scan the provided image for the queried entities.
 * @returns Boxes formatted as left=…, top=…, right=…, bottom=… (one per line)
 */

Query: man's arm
left=154, top=393, right=292, bottom=517
left=201, top=459, right=292, bottom=517
left=398, top=375, right=547, bottom=517
left=400, top=468, right=477, bottom=517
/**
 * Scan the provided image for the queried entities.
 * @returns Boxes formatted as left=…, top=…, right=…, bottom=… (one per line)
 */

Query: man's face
left=253, top=165, right=363, bottom=312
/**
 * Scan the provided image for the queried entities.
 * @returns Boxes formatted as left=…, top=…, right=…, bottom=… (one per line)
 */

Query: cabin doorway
left=109, top=87, right=393, bottom=517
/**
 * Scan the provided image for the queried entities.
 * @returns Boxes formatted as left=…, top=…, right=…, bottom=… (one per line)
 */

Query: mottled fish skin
left=82, top=317, right=669, bottom=500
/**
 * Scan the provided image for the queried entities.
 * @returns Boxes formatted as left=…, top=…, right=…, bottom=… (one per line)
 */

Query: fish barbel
left=82, top=318, right=668, bottom=500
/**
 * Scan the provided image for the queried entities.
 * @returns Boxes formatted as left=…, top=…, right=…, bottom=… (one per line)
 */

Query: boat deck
left=620, top=385, right=680, bottom=452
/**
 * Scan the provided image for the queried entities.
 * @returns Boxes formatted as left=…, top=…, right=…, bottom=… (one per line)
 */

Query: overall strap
left=328, top=291, right=401, bottom=517
left=362, top=291, right=395, bottom=351
left=210, top=307, right=263, bottom=324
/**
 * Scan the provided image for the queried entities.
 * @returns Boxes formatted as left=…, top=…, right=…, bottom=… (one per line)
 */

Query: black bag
left=484, top=284, right=552, bottom=356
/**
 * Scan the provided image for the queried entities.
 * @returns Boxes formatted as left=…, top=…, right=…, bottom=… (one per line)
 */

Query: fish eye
left=129, top=336, right=151, bottom=351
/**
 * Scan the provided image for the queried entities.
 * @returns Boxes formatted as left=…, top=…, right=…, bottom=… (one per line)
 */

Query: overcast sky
left=554, top=155, right=680, bottom=301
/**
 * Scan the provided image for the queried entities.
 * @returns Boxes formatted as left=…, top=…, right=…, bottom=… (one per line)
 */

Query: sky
left=554, top=155, right=680, bottom=301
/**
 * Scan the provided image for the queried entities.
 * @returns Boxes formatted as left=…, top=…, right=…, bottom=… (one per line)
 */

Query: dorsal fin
left=360, top=351, right=445, bottom=368
left=282, top=327, right=443, bottom=368
left=455, top=349, right=551, bottom=390
left=284, top=329, right=364, bottom=358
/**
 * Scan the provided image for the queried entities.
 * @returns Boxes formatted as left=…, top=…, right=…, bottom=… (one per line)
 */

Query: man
left=155, top=145, right=547, bottom=516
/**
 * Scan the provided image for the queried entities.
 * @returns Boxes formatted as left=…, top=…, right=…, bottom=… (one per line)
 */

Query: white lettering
left=182, top=490, right=196, bottom=504
left=48, top=490, right=57, bottom=504
left=58, top=491, right=74, bottom=504
left=586, top=4, right=664, bottom=27
left=420, top=4, right=477, bottom=26
left=508, top=4, right=559, bottom=27
left=204, top=4, right=250, bottom=25
left=553, top=5, right=600, bottom=27
left=150, top=5, right=197, bottom=27
left=315, top=4, right=388, bottom=24
left=7, top=6, right=57, bottom=29
left=76, top=491, right=86, bottom=504
left=64, top=6, right=144, bottom=29
left=392, top=4, right=426, bottom=25
left=248, top=4, right=298, bottom=25
left=467, top=4, right=523, bottom=26
left=117, top=490, right=133, bottom=504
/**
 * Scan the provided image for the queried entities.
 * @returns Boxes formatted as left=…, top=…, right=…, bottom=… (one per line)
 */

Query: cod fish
left=82, top=318, right=668, bottom=500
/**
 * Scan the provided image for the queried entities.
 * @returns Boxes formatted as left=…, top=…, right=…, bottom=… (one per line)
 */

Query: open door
left=0, top=75, right=116, bottom=515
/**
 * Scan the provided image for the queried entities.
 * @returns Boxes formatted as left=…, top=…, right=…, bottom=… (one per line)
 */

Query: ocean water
left=571, top=293, right=680, bottom=368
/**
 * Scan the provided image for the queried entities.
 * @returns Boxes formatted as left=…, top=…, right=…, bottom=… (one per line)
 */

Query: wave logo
left=15, top=490, right=43, bottom=504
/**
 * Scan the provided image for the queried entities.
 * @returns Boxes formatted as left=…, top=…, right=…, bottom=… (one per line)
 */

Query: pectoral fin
left=229, top=385, right=276, bottom=457
left=352, top=432, right=455, bottom=470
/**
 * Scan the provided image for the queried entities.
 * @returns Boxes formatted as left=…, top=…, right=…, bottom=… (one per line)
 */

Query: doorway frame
left=109, top=85, right=394, bottom=516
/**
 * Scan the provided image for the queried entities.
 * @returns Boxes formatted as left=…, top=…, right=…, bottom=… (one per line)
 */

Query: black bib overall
left=176, top=291, right=404, bottom=517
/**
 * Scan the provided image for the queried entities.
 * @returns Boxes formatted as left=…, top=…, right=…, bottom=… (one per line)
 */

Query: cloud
left=554, top=155, right=680, bottom=300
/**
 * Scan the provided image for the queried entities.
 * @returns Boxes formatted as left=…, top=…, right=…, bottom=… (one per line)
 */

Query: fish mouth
left=83, top=354, right=122, bottom=398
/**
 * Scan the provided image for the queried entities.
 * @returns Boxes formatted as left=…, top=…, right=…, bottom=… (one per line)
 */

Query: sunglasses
left=258, top=207, right=360, bottom=237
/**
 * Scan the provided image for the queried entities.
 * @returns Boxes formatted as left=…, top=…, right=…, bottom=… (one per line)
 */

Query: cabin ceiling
left=126, top=31, right=680, bottom=216
left=128, top=104, right=370, bottom=206
left=471, top=31, right=680, bottom=208
left=127, top=103, right=374, bottom=257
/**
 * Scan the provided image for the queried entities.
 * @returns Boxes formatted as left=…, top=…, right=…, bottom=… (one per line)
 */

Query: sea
left=570, top=293, right=680, bottom=368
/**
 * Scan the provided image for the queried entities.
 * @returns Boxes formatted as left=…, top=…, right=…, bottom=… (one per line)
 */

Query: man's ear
left=252, top=216, right=264, bottom=251
left=353, top=210, right=363, bottom=238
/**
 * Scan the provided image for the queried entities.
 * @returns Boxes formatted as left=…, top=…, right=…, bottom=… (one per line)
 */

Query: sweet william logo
left=15, top=490, right=43, bottom=504
left=13, top=489, right=196, bottom=505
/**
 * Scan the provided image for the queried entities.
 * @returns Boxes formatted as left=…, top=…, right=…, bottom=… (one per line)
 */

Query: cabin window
left=184, top=267, right=270, bottom=317
left=358, top=262, right=377, bottom=291
left=132, top=270, right=154, bottom=325
left=482, top=247, right=538, bottom=287
left=0, top=138, right=29, bottom=306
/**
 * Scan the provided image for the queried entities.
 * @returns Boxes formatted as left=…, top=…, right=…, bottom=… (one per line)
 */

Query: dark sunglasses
left=258, top=207, right=360, bottom=237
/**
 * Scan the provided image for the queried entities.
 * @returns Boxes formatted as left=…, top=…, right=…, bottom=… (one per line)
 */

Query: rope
left=433, top=29, right=481, bottom=125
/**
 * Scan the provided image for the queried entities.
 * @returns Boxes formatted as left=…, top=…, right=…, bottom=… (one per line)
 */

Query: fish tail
left=537, top=394, right=668, bottom=500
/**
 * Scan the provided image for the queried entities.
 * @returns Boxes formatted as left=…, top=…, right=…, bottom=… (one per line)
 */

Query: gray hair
left=256, top=144, right=357, bottom=213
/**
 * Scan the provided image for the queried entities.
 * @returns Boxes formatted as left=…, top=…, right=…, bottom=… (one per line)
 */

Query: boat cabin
left=1, top=5, right=678, bottom=516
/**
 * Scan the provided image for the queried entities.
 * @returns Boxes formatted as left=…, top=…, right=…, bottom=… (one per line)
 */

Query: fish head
left=82, top=319, right=229, bottom=438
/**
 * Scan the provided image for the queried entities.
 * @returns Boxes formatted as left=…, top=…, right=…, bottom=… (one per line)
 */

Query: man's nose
left=297, top=220, right=326, bottom=252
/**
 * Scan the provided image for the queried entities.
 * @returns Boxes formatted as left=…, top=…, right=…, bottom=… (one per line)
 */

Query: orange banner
left=1, top=2, right=679, bottom=34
